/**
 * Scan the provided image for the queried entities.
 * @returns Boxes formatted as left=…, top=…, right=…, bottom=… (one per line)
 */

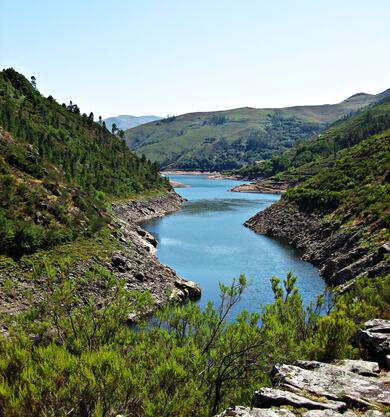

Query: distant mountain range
left=103, top=115, right=162, bottom=131
left=123, top=89, right=390, bottom=171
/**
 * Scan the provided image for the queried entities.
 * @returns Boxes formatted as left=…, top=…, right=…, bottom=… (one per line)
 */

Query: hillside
left=245, top=120, right=390, bottom=284
left=233, top=96, right=390, bottom=180
left=104, top=114, right=162, bottom=131
left=0, top=68, right=201, bottom=326
left=124, top=89, right=390, bottom=171
left=0, top=68, right=168, bottom=257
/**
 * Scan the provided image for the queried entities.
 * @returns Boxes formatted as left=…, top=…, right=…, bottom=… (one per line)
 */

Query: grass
left=124, top=92, right=389, bottom=171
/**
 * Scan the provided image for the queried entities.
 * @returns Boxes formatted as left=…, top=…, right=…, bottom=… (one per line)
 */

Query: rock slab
left=352, top=319, right=390, bottom=368
left=271, top=360, right=390, bottom=408
left=253, top=387, right=346, bottom=411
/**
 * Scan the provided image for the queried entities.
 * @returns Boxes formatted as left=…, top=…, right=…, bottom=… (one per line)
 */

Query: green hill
left=234, top=96, right=390, bottom=180
left=124, top=89, right=390, bottom=171
left=245, top=101, right=390, bottom=283
left=0, top=68, right=168, bottom=257
left=284, top=129, right=390, bottom=249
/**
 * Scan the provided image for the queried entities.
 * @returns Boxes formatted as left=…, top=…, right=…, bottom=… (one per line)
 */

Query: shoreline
left=244, top=201, right=390, bottom=286
left=230, top=180, right=288, bottom=194
left=0, top=190, right=201, bottom=329
left=169, top=180, right=190, bottom=188
left=112, top=190, right=201, bottom=320
left=161, top=170, right=241, bottom=180
left=161, top=170, right=213, bottom=176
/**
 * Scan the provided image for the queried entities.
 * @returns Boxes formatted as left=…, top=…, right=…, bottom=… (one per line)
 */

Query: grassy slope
left=236, top=97, right=390, bottom=181
left=0, top=68, right=169, bottom=258
left=124, top=89, right=390, bottom=171
left=283, top=129, right=390, bottom=252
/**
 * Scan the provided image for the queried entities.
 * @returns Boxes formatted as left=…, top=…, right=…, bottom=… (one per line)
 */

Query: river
left=142, top=175, right=325, bottom=315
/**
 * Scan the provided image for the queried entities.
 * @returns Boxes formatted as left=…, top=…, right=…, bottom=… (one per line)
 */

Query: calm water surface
left=142, top=175, right=325, bottom=315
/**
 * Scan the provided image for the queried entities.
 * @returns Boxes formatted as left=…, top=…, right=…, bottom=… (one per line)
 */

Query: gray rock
left=301, top=411, right=344, bottom=417
left=342, top=411, right=358, bottom=417
left=216, top=406, right=296, bottom=417
left=144, top=231, right=157, bottom=247
left=136, top=227, right=157, bottom=247
left=304, top=411, right=384, bottom=417
left=253, top=387, right=346, bottom=411
left=335, top=360, right=380, bottom=377
left=352, top=320, right=390, bottom=368
left=362, top=411, right=387, bottom=417
left=364, top=319, right=390, bottom=333
left=135, top=272, right=145, bottom=281
left=174, top=278, right=201, bottom=300
left=271, top=361, right=390, bottom=408
left=111, top=253, right=128, bottom=272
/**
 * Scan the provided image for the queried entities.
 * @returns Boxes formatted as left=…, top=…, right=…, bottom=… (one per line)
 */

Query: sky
left=1, top=0, right=389, bottom=118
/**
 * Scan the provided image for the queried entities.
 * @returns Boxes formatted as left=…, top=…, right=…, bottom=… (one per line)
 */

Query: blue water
left=142, top=175, right=325, bottom=315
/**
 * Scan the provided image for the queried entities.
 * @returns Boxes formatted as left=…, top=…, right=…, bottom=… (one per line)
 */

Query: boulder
left=271, top=361, right=390, bottom=408
left=362, top=411, right=387, bottom=417
left=301, top=411, right=387, bottom=417
left=174, top=278, right=201, bottom=300
left=330, top=243, right=390, bottom=285
left=301, top=411, right=345, bottom=417
left=111, top=253, right=128, bottom=272
left=216, top=406, right=296, bottom=417
left=335, top=360, right=380, bottom=377
left=253, top=388, right=346, bottom=411
left=143, top=230, right=157, bottom=247
left=169, top=287, right=186, bottom=302
left=352, top=319, right=390, bottom=368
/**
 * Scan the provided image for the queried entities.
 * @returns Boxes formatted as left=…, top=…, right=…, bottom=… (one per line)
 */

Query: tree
left=111, top=123, right=118, bottom=135
left=98, top=115, right=102, bottom=125
left=30, top=75, right=37, bottom=89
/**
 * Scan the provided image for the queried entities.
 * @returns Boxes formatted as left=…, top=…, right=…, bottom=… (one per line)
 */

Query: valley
left=124, top=89, right=390, bottom=171
left=0, top=69, right=389, bottom=417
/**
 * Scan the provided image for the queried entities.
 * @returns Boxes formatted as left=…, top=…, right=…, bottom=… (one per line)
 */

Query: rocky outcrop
left=217, top=407, right=388, bottom=417
left=0, top=190, right=200, bottom=328
left=112, top=190, right=201, bottom=321
left=169, top=180, right=190, bottom=188
left=352, top=320, right=390, bottom=368
left=335, top=359, right=380, bottom=377
left=112, top=190, right=185, bottom=223
left=216, top=355, right=390, bottom=417
left=217, top=407, right=296, bottom=417
left=271, top=361, right=390, bottom=408
left=253, top=388, right=346, bottom=411
left=244, top=201, right=390, bottom=285
left=231, top=180, right=288, bottom=194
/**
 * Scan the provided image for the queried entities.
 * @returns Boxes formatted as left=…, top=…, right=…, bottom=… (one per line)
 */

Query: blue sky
left=1, top=0, right=389, bottom=118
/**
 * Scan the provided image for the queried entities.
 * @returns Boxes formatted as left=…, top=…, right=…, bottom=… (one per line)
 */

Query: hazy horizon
left=1, top=0, right=389, bottom=118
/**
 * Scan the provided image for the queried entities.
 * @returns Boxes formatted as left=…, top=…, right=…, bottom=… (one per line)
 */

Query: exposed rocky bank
left=0, top=190, right=200, bottom=328
left=216, top=320, right=390, bottom=417
left=244, top=201, right=390, bottom=285
left=231, top=180, right=288, bottom=194
left=111, top=190, right=201, bottom=319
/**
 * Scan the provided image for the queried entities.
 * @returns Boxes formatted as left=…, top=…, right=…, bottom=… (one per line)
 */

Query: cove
left=142, top=175, right=325, bottom=315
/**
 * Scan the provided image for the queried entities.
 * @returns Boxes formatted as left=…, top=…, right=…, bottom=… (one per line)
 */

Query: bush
left=0, top=266, right=388, bottom=417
